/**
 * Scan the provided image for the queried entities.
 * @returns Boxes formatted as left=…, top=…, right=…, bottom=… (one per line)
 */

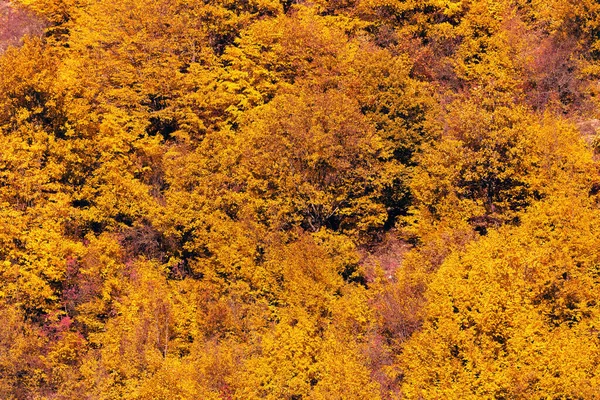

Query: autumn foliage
left=2, top=0, right=600, bottom=398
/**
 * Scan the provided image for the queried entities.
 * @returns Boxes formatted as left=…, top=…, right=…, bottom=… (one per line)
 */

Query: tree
left=408, top=99, right=594, bottom=233
left=400, top=195, right=600, bottom=398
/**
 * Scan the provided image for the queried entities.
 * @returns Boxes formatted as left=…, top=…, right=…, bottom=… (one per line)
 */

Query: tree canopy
left=1, top=0, right=600, bottom=398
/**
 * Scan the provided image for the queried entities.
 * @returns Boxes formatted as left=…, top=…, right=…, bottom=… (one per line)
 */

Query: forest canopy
left=1, top=0, right=600, bottom=398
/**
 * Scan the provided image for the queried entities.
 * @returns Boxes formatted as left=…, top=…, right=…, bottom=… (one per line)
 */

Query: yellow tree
left=408, top=100, right=594, bottom=234
left=400, top=194, right=600, bottom=398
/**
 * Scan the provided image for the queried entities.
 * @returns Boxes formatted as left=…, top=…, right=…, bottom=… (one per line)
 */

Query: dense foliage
left=2, top=0, right=600, bottom=398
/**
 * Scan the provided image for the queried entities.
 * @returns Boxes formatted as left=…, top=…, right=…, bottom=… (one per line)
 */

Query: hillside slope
left=1, top=0, right=600, bottom=398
